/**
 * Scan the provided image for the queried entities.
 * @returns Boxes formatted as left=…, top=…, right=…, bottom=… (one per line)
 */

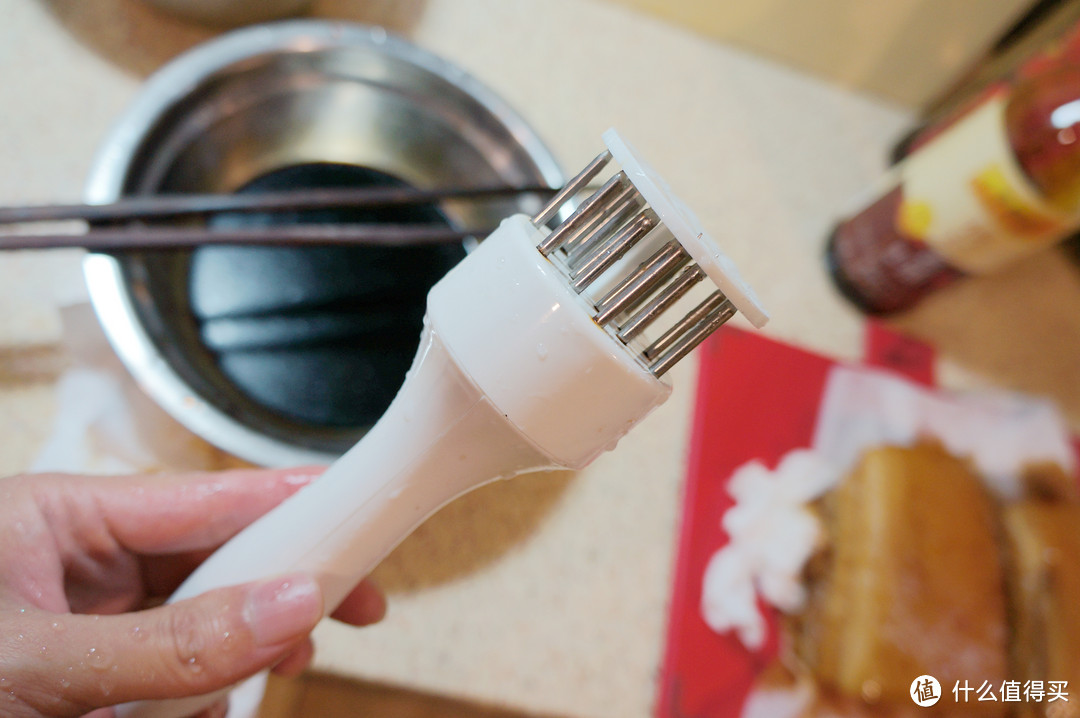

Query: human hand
left=0, top=468, right=387, bottom=717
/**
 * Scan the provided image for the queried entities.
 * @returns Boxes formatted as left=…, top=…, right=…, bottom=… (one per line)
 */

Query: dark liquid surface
left=188, top=163, right=465, bottom=428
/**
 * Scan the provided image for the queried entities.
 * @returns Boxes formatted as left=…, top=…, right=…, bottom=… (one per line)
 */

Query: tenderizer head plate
left=601, top=129, right=768, bottom=329
left=531, top=129, right=767, bottom=377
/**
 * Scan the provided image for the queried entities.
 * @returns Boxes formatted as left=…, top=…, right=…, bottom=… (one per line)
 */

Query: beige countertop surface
left=3, top=2, right=1080, bottom=717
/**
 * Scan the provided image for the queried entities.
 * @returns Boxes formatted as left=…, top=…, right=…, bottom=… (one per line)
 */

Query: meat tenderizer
left=120, top=129, right=767, bottom=717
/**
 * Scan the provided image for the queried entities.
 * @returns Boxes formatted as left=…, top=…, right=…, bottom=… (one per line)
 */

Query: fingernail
left=244, top=575, right=323, bottom=646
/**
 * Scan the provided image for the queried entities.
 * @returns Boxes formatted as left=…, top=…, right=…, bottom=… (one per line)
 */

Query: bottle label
left=902, top=95, right=1073, bottom=273
left=830, top=179, right=963, bottom=314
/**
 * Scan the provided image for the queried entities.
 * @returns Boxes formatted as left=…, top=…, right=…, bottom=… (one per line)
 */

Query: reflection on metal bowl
left=83, top=20, right=563, bottom=466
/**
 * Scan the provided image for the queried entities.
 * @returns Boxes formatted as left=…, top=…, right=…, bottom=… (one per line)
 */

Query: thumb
left=13, top=574, right=323, bottom=714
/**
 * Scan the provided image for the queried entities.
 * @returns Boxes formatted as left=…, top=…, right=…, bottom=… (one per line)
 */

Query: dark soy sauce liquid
left=188, top=163, right=465, bottom=429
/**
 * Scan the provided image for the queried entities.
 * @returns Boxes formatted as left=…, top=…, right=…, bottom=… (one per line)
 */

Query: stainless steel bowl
left=83, top=21, right=563, bottom=466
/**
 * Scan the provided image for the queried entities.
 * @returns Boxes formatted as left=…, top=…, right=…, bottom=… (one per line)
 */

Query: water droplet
left=59, top=679, right=70, bottom=690
left=536, top=342, right=548, bottom=360
left=131, top=625, right=146, bottom=641
left=6, top=691, right=15, bottom=702
left=51, top=621, right=65, bottom=633
left=87, top=647, right=111, bottom=671
left=190, top=482, right=225, bottom=501
left=39, top=646, right=47, bottom=656
left=185, top=657, right=203, bottom=675
left=283, top=473, right=312, bottom=487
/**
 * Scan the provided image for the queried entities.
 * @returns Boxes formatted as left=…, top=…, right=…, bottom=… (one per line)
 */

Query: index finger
left=47, top=467, right=325, bottom=555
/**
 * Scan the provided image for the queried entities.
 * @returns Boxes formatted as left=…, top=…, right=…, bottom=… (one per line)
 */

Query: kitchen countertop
left=3, top=1, right=1080, bottom=717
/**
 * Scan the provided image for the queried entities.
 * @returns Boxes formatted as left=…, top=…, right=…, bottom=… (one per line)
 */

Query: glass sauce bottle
left=828, top=62, right=1080, bottom=314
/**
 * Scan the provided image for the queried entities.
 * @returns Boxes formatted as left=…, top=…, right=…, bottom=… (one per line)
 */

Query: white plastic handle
left=117, top=328, right=551, bottom=718
left=117, top=213, right=672, bottom=718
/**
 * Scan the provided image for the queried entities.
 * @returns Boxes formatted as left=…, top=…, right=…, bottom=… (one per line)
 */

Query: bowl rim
left=82, top=19, right=565, bottom=467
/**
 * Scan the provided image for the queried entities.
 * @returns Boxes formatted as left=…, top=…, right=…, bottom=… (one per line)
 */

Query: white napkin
left=813, top=365, right=1075, bottom=499
left=29, top=303, right=239, bottom=474
left=701, top=362, right=1076, bottom=651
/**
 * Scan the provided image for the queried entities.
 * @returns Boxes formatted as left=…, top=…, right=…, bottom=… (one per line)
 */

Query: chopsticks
left=4, top=224, right=487, bottom=251
left=0, top=183, right=558, bottom=251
